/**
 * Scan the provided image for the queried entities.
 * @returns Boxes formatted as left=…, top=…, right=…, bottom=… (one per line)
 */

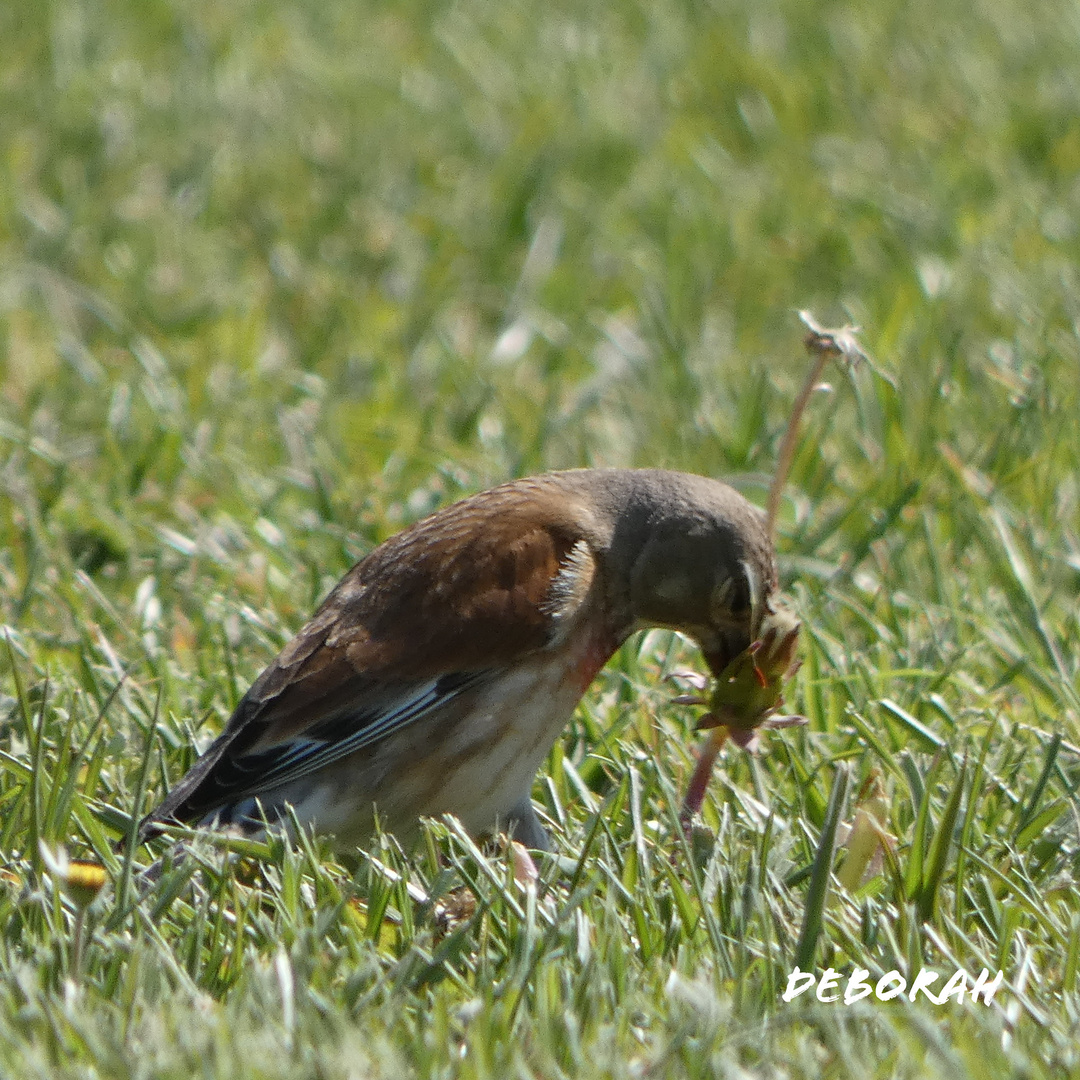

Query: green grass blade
left=794, top=762, right=850, bottom=971
left=917, top=756, right=967, bottom=922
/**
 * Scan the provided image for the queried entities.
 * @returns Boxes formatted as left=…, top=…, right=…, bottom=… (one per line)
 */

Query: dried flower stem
left=680, top=725, right=728, bottom=838
left=764, top=315, right=854, bottom=543
left=679, top=314, right=864, bottom=838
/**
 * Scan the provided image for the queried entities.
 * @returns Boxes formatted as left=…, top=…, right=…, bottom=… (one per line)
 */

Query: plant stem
left=764, top=331, right=841, bottom=544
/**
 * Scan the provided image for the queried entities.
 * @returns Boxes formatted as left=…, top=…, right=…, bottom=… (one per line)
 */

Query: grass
left=2, top=0, right=1080, bottom=1075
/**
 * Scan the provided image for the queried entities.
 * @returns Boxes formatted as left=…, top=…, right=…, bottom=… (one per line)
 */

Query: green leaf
left=794, top=762, right=850, bottom=971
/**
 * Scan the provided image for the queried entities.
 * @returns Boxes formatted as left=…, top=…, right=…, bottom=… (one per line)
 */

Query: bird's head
left=602, top=470, right=800, bottom=739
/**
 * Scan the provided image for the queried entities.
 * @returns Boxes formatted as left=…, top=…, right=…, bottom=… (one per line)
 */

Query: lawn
left=2, top=0, right=1080, bottom=1076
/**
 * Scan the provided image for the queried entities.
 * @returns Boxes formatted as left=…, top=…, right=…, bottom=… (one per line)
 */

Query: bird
left=138, top=468, right=782, bottom=853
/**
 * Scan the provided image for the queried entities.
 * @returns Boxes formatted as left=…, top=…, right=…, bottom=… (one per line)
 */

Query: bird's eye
left=712, top=562, right=758, bottom=626
left=710, top=575, right=734, bottom=619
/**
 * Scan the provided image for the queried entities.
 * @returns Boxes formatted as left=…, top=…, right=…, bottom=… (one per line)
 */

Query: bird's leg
left=503, top=795, right=549, bottom=886
left=507, top=796, right=550, bottom=852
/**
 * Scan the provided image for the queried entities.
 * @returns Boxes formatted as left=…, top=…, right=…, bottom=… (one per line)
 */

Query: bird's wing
left=141, top=480, right=604, bottom=831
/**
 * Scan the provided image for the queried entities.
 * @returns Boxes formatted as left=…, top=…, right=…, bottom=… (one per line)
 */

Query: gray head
left=562, top=469, right=779, bottom=675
